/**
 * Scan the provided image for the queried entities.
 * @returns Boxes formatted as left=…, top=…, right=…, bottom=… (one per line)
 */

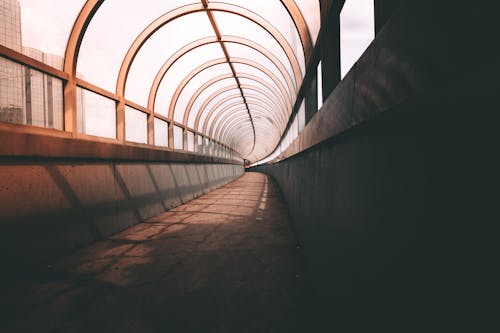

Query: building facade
left=0, top=0, right=64, bottom=130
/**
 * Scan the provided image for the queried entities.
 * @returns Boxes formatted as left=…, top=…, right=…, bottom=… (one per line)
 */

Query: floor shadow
left=2, top=173, right=304, bottom=333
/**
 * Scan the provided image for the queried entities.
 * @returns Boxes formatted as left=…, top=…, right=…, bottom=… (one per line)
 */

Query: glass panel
left=207, top=103, right=246, bottom=135
left=213, top=11, right=302, bottom=77
left=173, top=125, right=183, bottom=150
left=340, top=0, right=375, bottom=78
left=212, top=2, right=305, bottom=75
left=186, top=64, right=238, bottom=127
left=197, top=135, right=203, bottom=153
left=204, top=137, right=209, bottom=154
left=298, top=100, right=305, bottom=132
left=187, top=131, right=194, bottom=152
left=1, top=0, right=86, bottom=69
left=295, top=0, right=321, bottom=45
left=0, top=57, right=23, bottom=125
left=155, top=43, right=225, bottom=117
left=291, top=114, right=298, bottom=140
left=0, top=57, right=63, bottom=130
left=77, top=87, right=116, bottom=139
left=125, top=106, right=147, bottom=143
left=241, top=88, right=283, bottom=113
left=213, top=142, right=218, bottom=156
left=207, top=104, right=248, bottom=134
left=220, top=114, right=249, bottom=143
left=238, top=77, right=288, bottom=111
left=317, top=61, right=323, bottom=110
left=177, top=76, right=236, bottom=126
left=197, top=89, right=241, bottom=133
left=233, top=63, right=290, bottom=101
left=126, top=12, right=215, bottom=106
left=184, top=63, right=233, bottom=127
left=154, top=118, right=168, bottom=147
left=224, top=42, right=292, bottom=92
left=78, top=0, right=200, bottom=91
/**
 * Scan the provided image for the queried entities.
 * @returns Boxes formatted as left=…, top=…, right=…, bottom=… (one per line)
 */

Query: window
left=154, top=118, right=169, bottom=147
left=340, top=0, right=375, bottom=78
left=77, top=88, right=116, bottom=139
left=125, top=106, right=147, bottom=143
left=0, top=57, right=63, bottom=130
left=173, top=125, right=184, bottom=150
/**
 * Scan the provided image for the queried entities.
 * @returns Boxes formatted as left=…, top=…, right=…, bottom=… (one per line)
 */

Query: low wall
left=251, top=100, right=430, bottom=328
left=0, top=160, right=243, bottom=266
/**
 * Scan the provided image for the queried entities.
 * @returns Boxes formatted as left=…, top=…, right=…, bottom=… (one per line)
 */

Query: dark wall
left=252, top=0, right=496, bottom=330
left=252, top=100, right=432, bottom=330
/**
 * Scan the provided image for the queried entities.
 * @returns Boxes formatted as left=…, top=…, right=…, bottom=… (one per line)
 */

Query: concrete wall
left=252, top=102, right=431, bottom=329
left=0, top=161, right=243, bottom=266
left=251, top=1, right=495, bottom=330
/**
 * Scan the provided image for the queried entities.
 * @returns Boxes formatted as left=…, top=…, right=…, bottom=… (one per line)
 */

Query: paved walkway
left=2, top=172, right=305, bottom=332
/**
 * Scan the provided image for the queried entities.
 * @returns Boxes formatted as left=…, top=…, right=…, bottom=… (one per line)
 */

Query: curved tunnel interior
left=1, top=1, right=494, bottom=330
left=61, top=0, right=319, bottom=164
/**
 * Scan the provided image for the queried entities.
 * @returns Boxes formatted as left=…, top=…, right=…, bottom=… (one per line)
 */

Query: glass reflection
left=187, top=131, right=194, bottom=152
left=173, top=125, right=183, bottom=150
left=77, top=88, right=116, bottom=139
left=125, top=106, right=147, bottom=144
left=197, top=134, right=203, bottom=153
left=0, top=57, right=63, bottom=130
left=2, top=0, right=87, bottom=70
left=154, top=118, right=168, bottom=147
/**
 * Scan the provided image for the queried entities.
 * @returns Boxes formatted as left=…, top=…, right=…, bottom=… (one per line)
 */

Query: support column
left=319, top=1, right=341, bottom=100
left=147, top=113, right=154, bottom=145
left=183, top=127, right=188, bottom=150
left=116, top=99, right=125, bottom=141
left=304, top=74, right=318, bottom=124
left=63, top=78, right=77, bottom=136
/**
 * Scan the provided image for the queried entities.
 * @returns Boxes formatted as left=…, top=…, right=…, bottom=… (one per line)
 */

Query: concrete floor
left=1, top=172, right=305, bottom=332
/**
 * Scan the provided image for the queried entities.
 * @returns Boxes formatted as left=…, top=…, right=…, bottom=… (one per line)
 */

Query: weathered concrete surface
left=0, top=162, right=243, bottom=266
left=1, top=172, right=304, bottom=332
left=250, top=2, right=497, bottom=331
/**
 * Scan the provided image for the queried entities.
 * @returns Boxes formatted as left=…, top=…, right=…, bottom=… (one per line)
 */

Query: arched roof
left=11, top=0, right=321, bottom=162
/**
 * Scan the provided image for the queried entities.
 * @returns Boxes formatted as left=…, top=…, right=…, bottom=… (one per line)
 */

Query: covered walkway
left=2, top=172, right=304, bottom=332
left=0, top=1, right=495, bottom=331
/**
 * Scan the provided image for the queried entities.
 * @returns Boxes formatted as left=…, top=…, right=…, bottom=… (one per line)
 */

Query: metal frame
left=113, top=2, right=308, bottom=158
left=170, top=57, right=293, bottom=126
left=221, top=112, right=280, bottom=145
left=206, top=92, right=287, bottom=139
left=213, top=106, right=283, bottom=144
left=194, top=72, right=292, bottom=134
left=210, top=103, right=281, bottom=141
left=1, top=0, right=319, bottom=163
left=148, top=35, right=301, bottom=112
left=210, top=92, right=287, bottom=129
left=198, top=83, right=289, bottom=135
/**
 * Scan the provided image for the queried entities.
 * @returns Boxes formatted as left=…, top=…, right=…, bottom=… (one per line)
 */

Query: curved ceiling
left=64, top=0, right=320, bottom=162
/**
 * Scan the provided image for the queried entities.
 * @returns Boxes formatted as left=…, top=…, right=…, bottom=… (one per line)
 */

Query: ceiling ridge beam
left=203, top=6, right=256, bottom=157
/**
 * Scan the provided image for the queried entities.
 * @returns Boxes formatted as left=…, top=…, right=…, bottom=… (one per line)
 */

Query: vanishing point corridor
left=2, top=173, right=304, bottom=332
left=1, top=1, right=494, bottom=331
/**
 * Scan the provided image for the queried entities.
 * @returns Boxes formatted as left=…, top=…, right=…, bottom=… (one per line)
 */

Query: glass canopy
left=0, top=0, right=321, bottom=163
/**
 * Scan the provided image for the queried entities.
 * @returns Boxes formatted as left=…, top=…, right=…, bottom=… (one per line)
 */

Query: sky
left=14, top=0, right=375, bottom=154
